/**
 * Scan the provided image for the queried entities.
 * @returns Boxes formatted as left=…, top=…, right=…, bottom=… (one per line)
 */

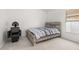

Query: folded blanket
left=28, top=27, right=60, bottom=39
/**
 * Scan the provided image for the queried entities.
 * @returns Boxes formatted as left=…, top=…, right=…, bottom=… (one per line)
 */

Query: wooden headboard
left=45, top=22, right=61, bottom=31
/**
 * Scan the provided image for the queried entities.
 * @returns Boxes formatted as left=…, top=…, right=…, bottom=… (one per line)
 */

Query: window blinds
left=66, top=9, right=79, bottom=21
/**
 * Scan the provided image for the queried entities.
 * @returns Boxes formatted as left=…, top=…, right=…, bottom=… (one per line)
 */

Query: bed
left=26, top=22, right=61, bottom=46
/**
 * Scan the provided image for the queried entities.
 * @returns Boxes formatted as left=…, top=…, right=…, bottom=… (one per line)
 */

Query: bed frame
left=26, top=22, right=61, bottom=46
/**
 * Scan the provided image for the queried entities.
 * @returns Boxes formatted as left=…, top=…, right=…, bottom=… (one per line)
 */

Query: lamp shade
left=12, top=21, right=19, bottom=27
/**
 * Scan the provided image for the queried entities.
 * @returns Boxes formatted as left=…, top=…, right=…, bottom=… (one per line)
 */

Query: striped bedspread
left=28, top=27, right=60, bottom=39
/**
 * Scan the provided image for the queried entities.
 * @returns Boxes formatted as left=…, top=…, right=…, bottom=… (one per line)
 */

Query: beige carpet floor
left=0, top=37, right=79, bottom=50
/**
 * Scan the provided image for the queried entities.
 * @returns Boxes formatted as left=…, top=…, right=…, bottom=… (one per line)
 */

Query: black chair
left=8, top=21, right=21, bottom=42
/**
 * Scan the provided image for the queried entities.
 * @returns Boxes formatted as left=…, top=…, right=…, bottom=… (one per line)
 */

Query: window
left=66, top=9, right=79, bottom=33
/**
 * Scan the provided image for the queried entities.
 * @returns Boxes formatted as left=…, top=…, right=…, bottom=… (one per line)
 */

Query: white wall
left=4, top=9, right=47, bottom=36
left=46, top=9, right=79, bottom=43
left=0, top=10, right=6, bottom=48
left=0, top=9, right=47, bottom=48
left=46, top=9, right=65, bottom=22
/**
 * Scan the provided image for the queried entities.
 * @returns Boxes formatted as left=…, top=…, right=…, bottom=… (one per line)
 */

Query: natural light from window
left=66, top=9, right=79, bottom=33
left=66, top=22, right=79, bottom=33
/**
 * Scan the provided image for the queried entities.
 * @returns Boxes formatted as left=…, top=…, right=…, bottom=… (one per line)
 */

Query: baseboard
left=61, top=37, right=79, bottom=44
